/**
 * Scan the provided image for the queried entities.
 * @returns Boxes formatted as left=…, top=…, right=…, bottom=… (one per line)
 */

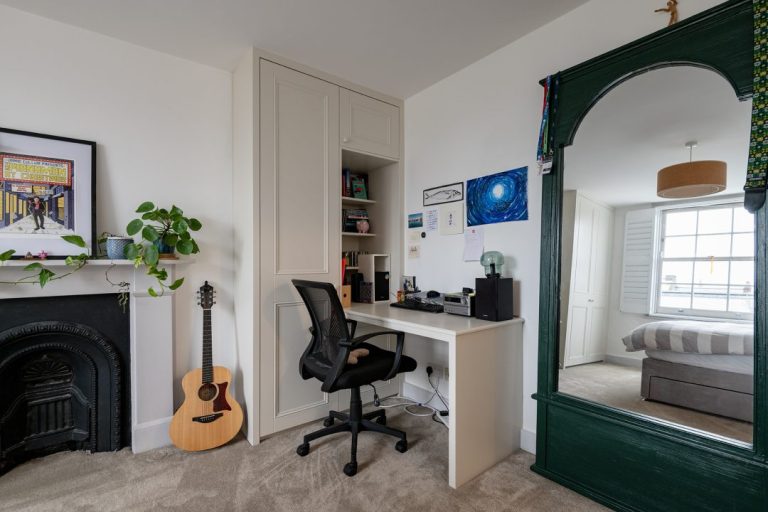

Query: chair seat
left=303, top=342, right=417, bottom=392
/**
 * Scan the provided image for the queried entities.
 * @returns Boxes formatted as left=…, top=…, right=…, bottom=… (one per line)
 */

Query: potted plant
left=125, top=202, right=202, bottom=296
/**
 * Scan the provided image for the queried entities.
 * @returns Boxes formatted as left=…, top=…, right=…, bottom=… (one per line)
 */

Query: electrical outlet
left=443, top=366, right=449, bottom=381
left=427, top=363, right=441, bottom=380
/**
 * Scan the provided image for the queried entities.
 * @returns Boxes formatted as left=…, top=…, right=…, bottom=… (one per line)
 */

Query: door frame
left=533, top=1, right=768, bottom=510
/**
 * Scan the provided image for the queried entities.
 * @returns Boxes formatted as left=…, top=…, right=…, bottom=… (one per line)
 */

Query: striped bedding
left=622, top=320, right=753, bottom=356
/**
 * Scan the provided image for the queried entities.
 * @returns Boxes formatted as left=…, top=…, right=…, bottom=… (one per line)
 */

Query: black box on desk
left=475, top=277, right=513, bottom=321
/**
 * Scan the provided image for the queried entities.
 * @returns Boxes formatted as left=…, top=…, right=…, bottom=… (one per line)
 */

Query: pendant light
left=657, top=141, right=727, bottom=198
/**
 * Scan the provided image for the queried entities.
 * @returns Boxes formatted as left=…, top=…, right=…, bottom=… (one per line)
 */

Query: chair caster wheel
left=323, top=417, right=334, bottom=427
left=343, top=462, right=357, bottom=477
left=375, top=415, right=387, bottom=425
left=395, top=440, right=408, bottom=453
left=296, top=443, right=310, bottom=457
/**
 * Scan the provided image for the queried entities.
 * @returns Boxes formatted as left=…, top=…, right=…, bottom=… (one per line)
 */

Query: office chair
left=292, top=279, right=417, bottom=476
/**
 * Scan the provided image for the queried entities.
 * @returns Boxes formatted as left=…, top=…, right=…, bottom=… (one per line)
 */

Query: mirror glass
left=557, top=66, right=754, bottom=444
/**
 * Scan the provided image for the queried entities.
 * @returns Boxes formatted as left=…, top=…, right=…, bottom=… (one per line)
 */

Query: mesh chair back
left=292, top=280, right=350, bottom=369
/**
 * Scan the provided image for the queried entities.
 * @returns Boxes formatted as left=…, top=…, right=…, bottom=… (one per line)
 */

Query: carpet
left=0, top=409, right=607, bottom=512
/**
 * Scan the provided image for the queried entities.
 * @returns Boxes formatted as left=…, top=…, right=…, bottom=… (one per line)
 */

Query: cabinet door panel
left=341, top=89, right=400, bottom=159
left=260, top=60, right=341, bottom=435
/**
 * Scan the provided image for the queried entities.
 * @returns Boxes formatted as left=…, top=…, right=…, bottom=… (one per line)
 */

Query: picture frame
left=0, top=127, right=96, bottom=258
left=423, top=182, right=463, bottom=206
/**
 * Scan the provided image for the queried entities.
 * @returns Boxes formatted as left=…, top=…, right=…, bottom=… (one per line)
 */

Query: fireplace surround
left=0, top=260, right=180, bottom=459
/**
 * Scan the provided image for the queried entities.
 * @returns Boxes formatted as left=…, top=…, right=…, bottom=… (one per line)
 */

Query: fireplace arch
left=0, top=321, right=124, bottom=474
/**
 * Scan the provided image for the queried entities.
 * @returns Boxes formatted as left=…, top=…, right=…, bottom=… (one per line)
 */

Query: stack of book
left=342, top=168, right=368, bottom=199
left=343, top=208, right=369, bottom=232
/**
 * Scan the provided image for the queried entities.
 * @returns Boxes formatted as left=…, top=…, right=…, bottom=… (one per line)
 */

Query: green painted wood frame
left=533, top=1, right=768, bottom=510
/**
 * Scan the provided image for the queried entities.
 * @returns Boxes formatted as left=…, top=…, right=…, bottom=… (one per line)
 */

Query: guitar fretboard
left=202, top=309, right=213, bottom=383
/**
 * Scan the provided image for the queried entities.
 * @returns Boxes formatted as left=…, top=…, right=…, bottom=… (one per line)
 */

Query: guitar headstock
left=197, top=281, right=216, bottom=309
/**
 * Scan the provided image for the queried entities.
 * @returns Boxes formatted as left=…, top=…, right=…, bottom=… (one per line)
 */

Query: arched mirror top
left=551, top=1, right=754, bottom=148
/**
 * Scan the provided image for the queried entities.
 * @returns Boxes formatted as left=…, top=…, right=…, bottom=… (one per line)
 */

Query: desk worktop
left=345, top=302, right=523, bottom=342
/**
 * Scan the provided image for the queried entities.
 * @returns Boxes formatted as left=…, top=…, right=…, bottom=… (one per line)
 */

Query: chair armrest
left=346, top=319, right=358, bottom=338
left=344, top=330, right=406, bottom=382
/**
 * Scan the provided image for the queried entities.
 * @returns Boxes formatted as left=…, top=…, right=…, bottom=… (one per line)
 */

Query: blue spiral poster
left=466, top=167, right=528, bottom=226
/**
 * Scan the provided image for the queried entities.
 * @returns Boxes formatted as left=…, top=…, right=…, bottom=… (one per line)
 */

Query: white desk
left=345, top=303, right=524, bottom=488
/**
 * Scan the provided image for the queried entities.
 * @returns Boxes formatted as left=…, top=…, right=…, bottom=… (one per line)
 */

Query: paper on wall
left=408, top=244, right=421, bottom=259
left=463, top=226, right=484, bottom=261
left=425, top=209, right=438, bottom=232
left=408, top=230, right=422, bottom=242
left=439, top=202, right=463, bottom=235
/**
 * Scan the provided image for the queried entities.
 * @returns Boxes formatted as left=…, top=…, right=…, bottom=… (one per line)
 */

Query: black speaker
left=475, top=277, right=513, bottom=321
left=351, top=273, right=364, bottom=302
left=375, top=272, right=390, bottom=301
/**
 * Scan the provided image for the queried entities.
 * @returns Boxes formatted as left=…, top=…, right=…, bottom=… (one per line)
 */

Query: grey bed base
left=641, top=358, right=753, bottom=423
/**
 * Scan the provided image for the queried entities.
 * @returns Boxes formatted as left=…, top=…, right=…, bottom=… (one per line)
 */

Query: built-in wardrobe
left=232, top=49, right=404, bottom=443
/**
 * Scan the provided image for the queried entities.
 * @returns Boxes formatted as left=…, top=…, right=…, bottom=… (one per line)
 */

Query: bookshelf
left=341, top=148, right=401, bottom=303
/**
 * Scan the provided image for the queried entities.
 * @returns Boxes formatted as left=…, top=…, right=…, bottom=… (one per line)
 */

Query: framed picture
left=423, top=182, right=463, bottom=206
left=467, top=166, right=528, bottom=226
left=0, top=127, right=96, bottom=258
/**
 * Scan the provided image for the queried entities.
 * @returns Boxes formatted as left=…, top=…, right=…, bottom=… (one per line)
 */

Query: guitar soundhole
left=198, top=383, right=217, bottom=401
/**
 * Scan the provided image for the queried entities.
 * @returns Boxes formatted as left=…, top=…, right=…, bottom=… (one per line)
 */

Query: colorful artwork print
left=0, top=152, right=76, bottom=235
left=466, top=167, right=528, bottom=226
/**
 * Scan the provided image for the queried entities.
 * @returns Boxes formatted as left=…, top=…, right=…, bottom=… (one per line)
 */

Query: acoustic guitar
left=169, top=281, right=243, bottom=451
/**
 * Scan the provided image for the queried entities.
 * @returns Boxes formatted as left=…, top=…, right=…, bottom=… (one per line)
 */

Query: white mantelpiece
left=0, top=259, right=185, bottom=453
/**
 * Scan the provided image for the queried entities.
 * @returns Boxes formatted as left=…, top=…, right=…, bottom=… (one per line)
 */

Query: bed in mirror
left=556, top=65, right=754, bottom=444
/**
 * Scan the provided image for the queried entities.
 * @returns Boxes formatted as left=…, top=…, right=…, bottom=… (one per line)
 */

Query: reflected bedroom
left=557, top=65, right=755, bottom=444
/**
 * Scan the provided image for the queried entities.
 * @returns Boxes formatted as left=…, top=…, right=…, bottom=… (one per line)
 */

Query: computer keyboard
left=390, top=299, right=444, bottom=313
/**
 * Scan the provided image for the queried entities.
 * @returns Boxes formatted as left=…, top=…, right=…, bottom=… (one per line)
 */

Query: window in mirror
left=655, top=202, right=754, bottom=320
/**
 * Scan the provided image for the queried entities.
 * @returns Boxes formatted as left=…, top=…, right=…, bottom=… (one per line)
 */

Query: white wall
left=404, top=0, right=724, bottom=452
left=0, top=6, right=235, bottom=406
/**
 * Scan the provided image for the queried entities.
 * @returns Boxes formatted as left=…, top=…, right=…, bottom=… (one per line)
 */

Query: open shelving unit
left=340, top=148, right=401, bottom=303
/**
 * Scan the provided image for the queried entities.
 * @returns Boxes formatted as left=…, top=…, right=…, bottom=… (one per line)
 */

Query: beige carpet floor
left=559, top=362, right=753, bottom=443
left=0, top=409, right=607, bottom=512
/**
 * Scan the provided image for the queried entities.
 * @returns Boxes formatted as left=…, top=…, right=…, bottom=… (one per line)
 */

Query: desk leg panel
left=450, top=323, right=523, bottom=488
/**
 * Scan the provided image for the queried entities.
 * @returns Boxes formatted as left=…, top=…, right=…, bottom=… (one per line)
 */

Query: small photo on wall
left=467, top=167, right=528, bottom=226
left=408, top=213, right=423, bottom=229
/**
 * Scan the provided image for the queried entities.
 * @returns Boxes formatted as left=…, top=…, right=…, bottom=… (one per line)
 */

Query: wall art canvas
left=466, top=167, right=528, bottom=226
left=0, top=127, right=96, bottom=257
left=438, top=202, right=463, bottom=235
left=423, top=182, right=463, bottom=206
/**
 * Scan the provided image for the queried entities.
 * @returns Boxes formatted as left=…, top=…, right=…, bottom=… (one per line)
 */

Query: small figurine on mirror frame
left=655, top=0, right=679, bottom=26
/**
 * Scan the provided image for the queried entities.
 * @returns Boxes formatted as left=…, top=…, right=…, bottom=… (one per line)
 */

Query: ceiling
left=565, top=66, right=752, bottom=207
left=0, top=0, right=588, bottom=99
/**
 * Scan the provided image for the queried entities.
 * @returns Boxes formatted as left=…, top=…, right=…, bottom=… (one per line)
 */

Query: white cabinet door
left=259, top=60, right=341, bottom=435
left=341, top=89, right=400, bottom=160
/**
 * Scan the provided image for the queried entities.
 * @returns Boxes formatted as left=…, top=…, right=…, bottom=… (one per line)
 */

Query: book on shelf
left=343, top=208, right=370, bottom=232
left=341, top=169, right=369, bottom=200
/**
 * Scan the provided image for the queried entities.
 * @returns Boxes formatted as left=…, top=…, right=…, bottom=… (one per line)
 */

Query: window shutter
left=620, top=208, right=656, bottom=314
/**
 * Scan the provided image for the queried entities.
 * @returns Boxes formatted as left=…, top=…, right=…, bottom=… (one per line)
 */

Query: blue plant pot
left=154, top=239, right=176, bottom=258
left=106, top=237, right=133, bottom=260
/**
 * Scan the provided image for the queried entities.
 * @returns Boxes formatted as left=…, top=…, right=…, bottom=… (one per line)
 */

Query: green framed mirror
left=533, top=1, right=768, bottom=510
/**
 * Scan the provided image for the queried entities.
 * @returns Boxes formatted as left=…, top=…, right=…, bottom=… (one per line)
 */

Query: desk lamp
left=480, top=251, right=504, bottom=278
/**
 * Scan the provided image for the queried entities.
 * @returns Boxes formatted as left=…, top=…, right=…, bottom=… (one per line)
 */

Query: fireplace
left=0, top=294, right=130, bottom=473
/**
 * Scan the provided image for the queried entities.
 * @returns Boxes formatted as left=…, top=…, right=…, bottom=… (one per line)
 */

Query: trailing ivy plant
left=124, top=201, right=202, bottom=297
left=0, top=235, right=89, bottom=287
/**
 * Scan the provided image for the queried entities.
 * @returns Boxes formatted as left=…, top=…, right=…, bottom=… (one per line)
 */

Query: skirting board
left=520, top=428, right=536, bottom=454
left=605, top=354, right=643, bottom=369
left=132, top=416, right=173, bottom=453
left=402, top=381, right=450, bottom=410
